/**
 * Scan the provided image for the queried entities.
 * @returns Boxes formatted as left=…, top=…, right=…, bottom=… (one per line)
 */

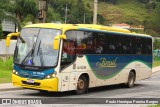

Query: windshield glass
left=14, top=28, right=61, bottom=67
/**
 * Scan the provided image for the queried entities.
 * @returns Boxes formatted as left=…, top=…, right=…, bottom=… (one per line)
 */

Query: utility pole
left=84, top=13, right=85, bottom=24
left=65, top=4, right=68, bottom=24
left=93, top=0, right=98, bottom=24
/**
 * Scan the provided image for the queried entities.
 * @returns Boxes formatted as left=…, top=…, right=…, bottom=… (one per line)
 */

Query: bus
left=6, top=23, right=152, bottom=94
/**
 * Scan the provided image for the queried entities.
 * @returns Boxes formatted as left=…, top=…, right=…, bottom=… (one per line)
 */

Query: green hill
left=85, top=0, right=160, bottom=36
left=87, top=0, right=150, bottom=25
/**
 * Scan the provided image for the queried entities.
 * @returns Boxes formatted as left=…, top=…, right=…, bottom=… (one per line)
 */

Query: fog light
left=12, top=70, right=16, bottom=73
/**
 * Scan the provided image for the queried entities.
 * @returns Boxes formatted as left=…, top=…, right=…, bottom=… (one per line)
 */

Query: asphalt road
left=0, top=71, right=160, bottom=105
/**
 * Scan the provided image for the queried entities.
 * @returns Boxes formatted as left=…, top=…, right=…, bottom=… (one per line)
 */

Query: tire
left=126, top=71, right=135, bottom=88
left=75, top=75, right=88, bottom=94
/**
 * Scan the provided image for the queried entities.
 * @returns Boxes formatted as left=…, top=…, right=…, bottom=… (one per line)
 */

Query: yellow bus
left=6, top=23, right=152, bottom=94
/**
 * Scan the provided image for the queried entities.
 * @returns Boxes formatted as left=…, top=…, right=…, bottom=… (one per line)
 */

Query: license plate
left=27, top=79, right=34, bottom=83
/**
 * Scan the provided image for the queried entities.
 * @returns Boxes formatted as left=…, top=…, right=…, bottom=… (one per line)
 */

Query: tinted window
left=64, top=30, right=152, bottom=56
left=61, top=31, right=76, bottom=69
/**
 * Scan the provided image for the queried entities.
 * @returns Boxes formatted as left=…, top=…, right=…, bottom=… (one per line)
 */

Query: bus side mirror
left=6, top=32, right=20, bottom=47
left=53, top=35, right=66, bottom=50
left=53, top=36, right=60, bottom=50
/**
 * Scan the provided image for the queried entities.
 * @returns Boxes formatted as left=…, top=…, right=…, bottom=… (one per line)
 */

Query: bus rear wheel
left=126, top=71, right=135, bottom=88
left=76, top=75, right=88, bottom=94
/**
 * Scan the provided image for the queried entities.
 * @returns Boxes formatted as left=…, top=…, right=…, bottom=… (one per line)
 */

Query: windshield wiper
left=37, top=40, right=44, bottom=66
left=21, top=49, right=33, bottom=65
left=19, top=36, right=26, bottom=43
left=21, top=35, right=37, bottom=65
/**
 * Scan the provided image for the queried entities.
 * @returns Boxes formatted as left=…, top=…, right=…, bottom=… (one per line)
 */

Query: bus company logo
left=20, top=71, right=29, bottom=76
left=96, top=57, right=118, bottom=68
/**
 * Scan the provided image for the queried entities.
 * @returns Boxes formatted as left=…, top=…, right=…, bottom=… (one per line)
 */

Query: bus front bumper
left=12, top=74, right=58, bottom=91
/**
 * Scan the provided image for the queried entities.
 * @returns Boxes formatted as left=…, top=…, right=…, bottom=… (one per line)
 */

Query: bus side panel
left=72, top=56, right=97, bottom=89
left=135, top=61, right=152, bottom=81
left=59, top=55, right=152, bottom=91
left=59, top=72, right=71, bottom=92
left=86, top=55, right=152, bottom=87
left=70, top=56, right=98, bottom=90
left=95, top=64, right=135, bottom=86
left=59, top=61, right=76, bottom=92
left=59, top=55, right=98, bottom=91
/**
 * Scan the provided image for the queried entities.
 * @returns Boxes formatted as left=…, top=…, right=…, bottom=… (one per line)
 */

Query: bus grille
left=22, top=81, right=40, bottom=86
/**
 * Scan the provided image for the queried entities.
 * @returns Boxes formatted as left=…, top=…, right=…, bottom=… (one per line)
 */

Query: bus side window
left=109, top=44, right=115, bottom=54
left=61, top=40, right=76, bottom=69
left=145, top=38, right=152, bottom=54
left=137, top=48, right=141, bottom=54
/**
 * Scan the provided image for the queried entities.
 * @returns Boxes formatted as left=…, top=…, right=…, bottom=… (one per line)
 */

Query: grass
left=87, top=0, right=150, bottom=25
left=0, top=57, right=13, bottom=83
left=118, top=1, right=149, bottom=24
left=153, top=60, right=160, bottom=67
left=0, top=69, right=12, bottom=83
left=148, top=104, right=160, bottom=107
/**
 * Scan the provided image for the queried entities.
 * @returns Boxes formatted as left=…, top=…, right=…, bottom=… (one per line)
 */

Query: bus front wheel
left=126, top=71, right=135, bottom=88
left=76, top=75, right=88, bottom=94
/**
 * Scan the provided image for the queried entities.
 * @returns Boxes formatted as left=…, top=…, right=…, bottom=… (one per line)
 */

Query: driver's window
left=61, top=40, right=76, bottom=69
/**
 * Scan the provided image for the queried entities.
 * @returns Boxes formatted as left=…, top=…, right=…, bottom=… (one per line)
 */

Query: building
left=112, top=23, right=131, bottom=29
left=112, top=23, right=144, bottom=30
left=1, top=12, right=17, bottom=37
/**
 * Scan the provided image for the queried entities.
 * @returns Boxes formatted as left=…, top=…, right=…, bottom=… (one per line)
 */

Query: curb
left=152, top=70, right=160, bottom=74
left=0, top=87, right=24, bottom=92
left=152, top=66, right=160, bottom=74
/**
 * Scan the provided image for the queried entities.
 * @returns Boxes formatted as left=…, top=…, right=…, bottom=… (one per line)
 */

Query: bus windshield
left=14, top=28, right=61, bottom=67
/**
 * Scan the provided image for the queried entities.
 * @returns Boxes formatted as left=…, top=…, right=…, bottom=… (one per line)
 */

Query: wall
left=0, top=39, right=16, bottom=55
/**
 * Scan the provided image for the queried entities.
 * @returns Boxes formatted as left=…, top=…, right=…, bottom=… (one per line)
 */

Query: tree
left=7, top=0, right=38, bottom=28
left=0, top=0, right=19, bottom=38
left=0, top=0, right=18, bottom=24
left=138, top=0, right=150, bottom=3
left=48, top=0, right=77, bottom=23
left=154, top=39, right=160, bottom=49
left=151, top=3, right=160, bottom=33
left=46, top=6, right=62, bottom=23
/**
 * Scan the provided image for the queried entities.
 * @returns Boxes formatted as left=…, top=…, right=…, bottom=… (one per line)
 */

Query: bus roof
left=24, top=23, right=152, bottom=38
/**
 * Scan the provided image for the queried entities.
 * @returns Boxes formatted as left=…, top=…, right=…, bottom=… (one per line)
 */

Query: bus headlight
left=45, top=73, right=56, bottom=79
left=46, top=75, right=51, bottom=79
left=52, top=73, right=56, bottom=78
left=13, top=70, right=16, bottom=73
left=12, top=69, right=18, bottom=75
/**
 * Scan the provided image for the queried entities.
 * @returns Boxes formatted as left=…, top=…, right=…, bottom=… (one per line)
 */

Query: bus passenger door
left=60, top=40, right=77, bottom=91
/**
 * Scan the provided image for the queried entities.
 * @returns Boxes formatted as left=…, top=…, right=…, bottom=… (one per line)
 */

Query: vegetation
left=0, top=0, right=160, bottom=36
left=0, top=57, right=13, bottom=83
left=153, top=39, right=160, bottom=50
left=97, top=0, right=160, bottom=36
left=153, top=60, right=160, bottom=67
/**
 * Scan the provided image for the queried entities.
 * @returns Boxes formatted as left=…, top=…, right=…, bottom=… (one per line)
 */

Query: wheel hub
left=78, top=79, right=84, bottom=90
